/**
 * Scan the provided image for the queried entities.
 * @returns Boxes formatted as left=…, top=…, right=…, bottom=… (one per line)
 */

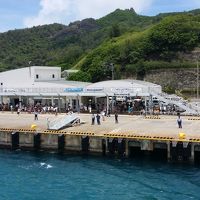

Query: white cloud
left=24, top=0, right=71, bottom=27
left=24, top=0, right=154, bottom=27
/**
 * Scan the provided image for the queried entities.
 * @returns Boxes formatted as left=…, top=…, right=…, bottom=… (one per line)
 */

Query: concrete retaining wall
left=19, top=132, right=33, bottom=148
left=0, top=132, right=11, bottom=147
left=0, top=131, right=199, bottom=163
left=65, top=135, right=81, bottom=151
left=89, top=137, right=102, bottom=153
left=145, top=68, right=197, bottom=91
left=41, top=134, right=58, bottom=149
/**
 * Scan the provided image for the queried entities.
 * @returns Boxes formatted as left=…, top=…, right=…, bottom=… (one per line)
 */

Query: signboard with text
left=111, top=87, right=142, bottom=95
left=64, top=88, right=83, bottom=92
left=86, top=88, right=104, bottom=92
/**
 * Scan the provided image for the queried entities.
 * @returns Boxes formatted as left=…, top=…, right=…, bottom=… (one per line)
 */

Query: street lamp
left=0, top=82, right=3, bottom=104
left=28, top=61, right=32, bottom=78
left=197, top=59, right=199, bottom=100
left=193, top=50, right=200, bottom=100
left=110, top=63, right=114, bottom=80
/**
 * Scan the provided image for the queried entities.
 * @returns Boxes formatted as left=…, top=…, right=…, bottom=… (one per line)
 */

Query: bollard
left=81, top=136, right=89, bottom=153
left=58, top=134, right=65, bottom=153
left=11, top=132, right=19, bottom=150
left=34, top=133, right=41, bottom=150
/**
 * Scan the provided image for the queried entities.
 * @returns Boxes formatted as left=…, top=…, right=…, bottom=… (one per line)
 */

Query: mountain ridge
left=0, top=8, right=200, bottom=83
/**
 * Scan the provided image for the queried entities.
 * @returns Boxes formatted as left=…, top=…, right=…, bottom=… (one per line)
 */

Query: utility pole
left=197, top=59, right=199, bottom=100
left=193, top=50, right=200, bottom=100
left=28, top=61, right=32, bottom=78
left=110, top=63, right=114, bottom=80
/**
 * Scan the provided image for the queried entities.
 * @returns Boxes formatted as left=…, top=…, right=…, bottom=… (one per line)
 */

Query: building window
left=52, top=74, right=55, bottom=78
left=36, top=74, right=39, bottom=79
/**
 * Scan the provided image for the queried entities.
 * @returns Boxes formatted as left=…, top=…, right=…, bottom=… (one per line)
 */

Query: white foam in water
left=19, top=165, right=31, bottom=170
left=19, top=162, right=38, bottom=170
left=46, top=164, right=53, bottom=169
left=40, top=162, right=46, bottom=166
left=40, top=162, right=53, bottom=169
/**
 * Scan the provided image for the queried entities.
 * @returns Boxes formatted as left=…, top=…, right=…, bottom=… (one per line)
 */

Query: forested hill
left=0, top=8, right=155, bottom=71
left=0, top=8, right=200, bottom=82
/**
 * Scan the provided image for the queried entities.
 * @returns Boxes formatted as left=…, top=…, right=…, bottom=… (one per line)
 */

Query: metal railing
left=152, top=92, right=198, bottom=115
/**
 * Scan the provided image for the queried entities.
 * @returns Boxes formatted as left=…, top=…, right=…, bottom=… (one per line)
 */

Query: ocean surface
left=0, top=150, right=200, bottom=200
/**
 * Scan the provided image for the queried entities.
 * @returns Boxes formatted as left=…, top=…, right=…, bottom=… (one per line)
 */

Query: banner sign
left=86, top=88, right=104, bottom=92
left=64, top=88, right=83, bottom=92
left=111, top=87, right=142, bottom=95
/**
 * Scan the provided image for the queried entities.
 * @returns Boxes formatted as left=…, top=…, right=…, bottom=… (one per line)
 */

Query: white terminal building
left=0, top=66, right=195, bottom=114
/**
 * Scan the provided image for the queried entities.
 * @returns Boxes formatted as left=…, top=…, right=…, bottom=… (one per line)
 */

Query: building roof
left=86, top=79, right=160, bottom=88
left=0, top=67, right=162, bottom=97
left=85, top=79, right=161, bottom=96
left=0, top=66, right=90, bottom=88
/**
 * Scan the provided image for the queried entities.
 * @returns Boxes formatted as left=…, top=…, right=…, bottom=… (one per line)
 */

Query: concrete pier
left=19, top=132, right=33, bottom=149
left=0, top=129, right=199, bottom=162
left=0, top=113, right=199, bottom=162
left=89, top=137, right=103, bottom=154
left=65, top=135, right=81, bottom=152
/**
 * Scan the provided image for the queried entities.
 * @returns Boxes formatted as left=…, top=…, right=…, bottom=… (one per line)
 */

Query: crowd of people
left=0, top=101, right=184, bottom=117
left=0, top=103, right=59, bottom=114
left=0, top=102, right=184, bottom=129
left=91, top=111, right=119, bottom=125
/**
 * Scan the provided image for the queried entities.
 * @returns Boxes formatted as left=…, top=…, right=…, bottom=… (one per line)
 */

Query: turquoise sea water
left=0, top=150, right=200, bottom=200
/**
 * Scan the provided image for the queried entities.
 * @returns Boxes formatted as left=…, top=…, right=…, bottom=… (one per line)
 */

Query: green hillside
left=0, top=8, right=154, bottom=71
left=0, top=23, right=66, bottom=71
left=97, top=8, right=153, bottom=30
left=75, top=14, right=200, bottom=82
left=0, top=8, right=200, bottom=82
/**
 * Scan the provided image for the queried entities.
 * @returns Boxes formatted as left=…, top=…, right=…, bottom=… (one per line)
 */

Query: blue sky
left=0, top=0, right=200, bottom=32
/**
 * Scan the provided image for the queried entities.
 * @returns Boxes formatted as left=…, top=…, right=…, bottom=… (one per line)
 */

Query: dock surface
left=0, top=112, right=199, bottom=139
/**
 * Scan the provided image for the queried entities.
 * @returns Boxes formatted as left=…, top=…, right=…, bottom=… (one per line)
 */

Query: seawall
left=1, top=128, right=200, bottom=163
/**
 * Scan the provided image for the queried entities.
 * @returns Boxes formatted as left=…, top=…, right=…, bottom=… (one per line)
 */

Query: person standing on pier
left=107, top=109, right=111, bottom=117
left=10, top=104, right=13, bottom=113
left=88, top=105, right=92, bottom=113
left=17, top=108, right=20, bottom=115
left=101, top=110, right=105, bottom=121
left=115, top=112, right=118, bottom=124
left=96, top=114, right=101, bottom=125
left=34, top=111, right=38, bottom=120
left=91, top=114, right=95, bottom=125
left=47, top=118, right=50, bottom=129
left=177, top=116, right=182, bottom=128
